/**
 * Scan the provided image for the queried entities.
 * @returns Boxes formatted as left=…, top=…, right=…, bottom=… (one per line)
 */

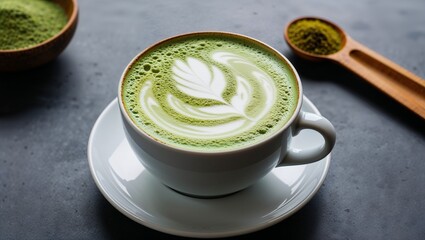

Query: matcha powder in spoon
left=0, top=0, right=67, bottom=50
left=287, top=19, right=342, bottom=55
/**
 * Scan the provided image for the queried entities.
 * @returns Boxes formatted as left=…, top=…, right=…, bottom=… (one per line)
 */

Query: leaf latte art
left=122, top=35, right=298, bottom=151
left=141, top=52, right=274, bottom=138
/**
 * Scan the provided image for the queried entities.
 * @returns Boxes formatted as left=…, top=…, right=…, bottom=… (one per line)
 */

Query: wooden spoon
left=284, top=16, right=425, bottom=120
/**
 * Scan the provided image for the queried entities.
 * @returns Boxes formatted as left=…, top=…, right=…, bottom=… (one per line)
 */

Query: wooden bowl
left=0, top=0, right=78, bottom=72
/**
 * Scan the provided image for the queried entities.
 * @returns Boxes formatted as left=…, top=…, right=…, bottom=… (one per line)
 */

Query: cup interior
left=118, top=31, right=303, bottom=153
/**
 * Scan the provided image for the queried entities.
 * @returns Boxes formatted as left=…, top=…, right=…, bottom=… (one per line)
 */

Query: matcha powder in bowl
left=0, top=0, right=68, bottom=50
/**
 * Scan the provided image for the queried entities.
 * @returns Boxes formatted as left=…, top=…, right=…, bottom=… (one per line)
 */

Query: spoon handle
left=329, top=36, right=425, bottom=119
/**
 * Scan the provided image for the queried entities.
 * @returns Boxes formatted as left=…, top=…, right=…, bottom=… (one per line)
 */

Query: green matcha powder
left=0, top=0, right=67, bottom=50
left=287, top=19, right=342, bottom=55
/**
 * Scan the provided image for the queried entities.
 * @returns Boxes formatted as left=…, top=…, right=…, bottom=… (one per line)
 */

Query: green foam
left=122, top=34, right=299, bottom=151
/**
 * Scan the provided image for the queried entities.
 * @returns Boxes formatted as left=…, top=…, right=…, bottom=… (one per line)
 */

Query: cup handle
left=278, top=111, right=336, bottom=166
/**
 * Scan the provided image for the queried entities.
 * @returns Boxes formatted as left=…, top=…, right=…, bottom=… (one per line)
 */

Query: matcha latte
left=121, top=33, right=299, bottom=151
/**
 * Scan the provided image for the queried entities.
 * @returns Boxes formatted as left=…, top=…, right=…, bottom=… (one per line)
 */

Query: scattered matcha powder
left=0, top=0, right=68, bottom=50
left=288, top=19, right=342, bottom=55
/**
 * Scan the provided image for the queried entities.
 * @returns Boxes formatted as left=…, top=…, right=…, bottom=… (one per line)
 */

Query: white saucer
left=87, top=96, right=331, bottom=238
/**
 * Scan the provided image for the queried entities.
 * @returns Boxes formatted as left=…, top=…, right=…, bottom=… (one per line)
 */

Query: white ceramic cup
left=118, top=32, right=336, bottom=198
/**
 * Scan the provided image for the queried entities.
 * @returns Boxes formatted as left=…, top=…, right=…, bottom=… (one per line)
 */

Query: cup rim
left=118, top=31, right=303, bottom=155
